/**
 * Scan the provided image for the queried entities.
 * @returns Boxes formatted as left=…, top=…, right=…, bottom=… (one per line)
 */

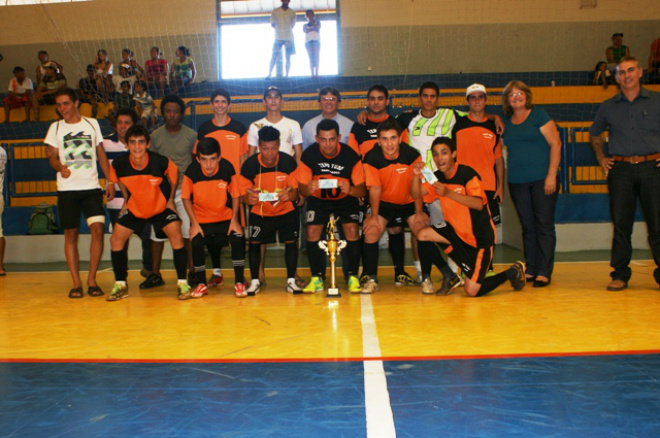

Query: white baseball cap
left=466, top=83, right=487, bottom=97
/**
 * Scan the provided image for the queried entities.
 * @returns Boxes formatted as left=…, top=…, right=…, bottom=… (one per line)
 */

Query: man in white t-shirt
left=247, top=86, right=303, bottom=283
left=248, top=86, right=302, bottom=161
left=44, top=88, right=114, bottom=298
left=3, top=66, right=33, bottom=123
left=267, top=0, right=296, bottom=78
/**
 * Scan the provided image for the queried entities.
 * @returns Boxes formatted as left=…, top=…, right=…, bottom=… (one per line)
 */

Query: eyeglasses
left=509, top=91, right=525, bottom=98
left=321, top=97, right=337, bottom=102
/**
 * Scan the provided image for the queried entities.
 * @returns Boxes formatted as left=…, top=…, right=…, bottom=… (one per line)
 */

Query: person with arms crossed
left=182, top=137, right=246, bottom=298
left=242, top=126, right=301, bottom=295
left=44, top=88, right=114, bottom=298
left=106, top=125, right=191, bottom=301
left=590, top=56, right=660, bottom=291
left=412, top=137, right=526, bottom=296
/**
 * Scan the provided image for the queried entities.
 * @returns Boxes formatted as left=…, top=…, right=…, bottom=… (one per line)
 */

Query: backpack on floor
left=28, top=202, right=58, bottom=235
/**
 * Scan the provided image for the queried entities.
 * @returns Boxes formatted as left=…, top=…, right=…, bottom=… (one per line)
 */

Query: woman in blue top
left=501, top=80, right=562, bottom=287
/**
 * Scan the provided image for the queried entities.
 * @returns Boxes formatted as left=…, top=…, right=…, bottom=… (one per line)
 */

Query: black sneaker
left=510, top=261, right=527, bottom=291
left=139, top=273, right=164, bottom=289
left=436, top=274, right=462, bottom=295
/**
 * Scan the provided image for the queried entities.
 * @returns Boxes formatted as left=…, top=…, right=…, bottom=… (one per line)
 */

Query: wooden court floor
left=1, top=258, right=660, bottom=437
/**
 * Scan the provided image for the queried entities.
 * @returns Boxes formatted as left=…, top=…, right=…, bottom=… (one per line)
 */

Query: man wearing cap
left=32, top=62, right=66, bottom=121
left=606, top=33, right=630, bottom=73
left=590, top=56, right=660, bottom=291
left=452, top=83, right=504, bottom=226
left=248, top=86, right=302, bottom=161
left=301, top=87, right=353, bottom=150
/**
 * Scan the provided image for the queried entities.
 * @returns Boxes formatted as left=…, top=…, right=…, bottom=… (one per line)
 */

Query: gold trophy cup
left=318, top=214, right=347, bottom=297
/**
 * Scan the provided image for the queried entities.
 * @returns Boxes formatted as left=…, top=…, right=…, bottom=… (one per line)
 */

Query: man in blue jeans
left=590, top=56, right=660, bottom=291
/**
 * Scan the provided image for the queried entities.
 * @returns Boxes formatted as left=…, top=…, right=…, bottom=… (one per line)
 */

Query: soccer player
left=361, top=119, right=427, bottom=293
left=241, top=126, right=301, bottom=295
left=106, top=125, right=191, bottom=301
left=453, top=84, right=504, bottom=226
left=44, top=87, right=114, bottom=298
left=412, top=137, right=526, bottom=297
left=298, top=119, right=366, bottom=293
left=182, top=137, right=246, bottom=298
left=348, top=85, right=409, bottom=157
left=195, top=88, right=249, bottom=288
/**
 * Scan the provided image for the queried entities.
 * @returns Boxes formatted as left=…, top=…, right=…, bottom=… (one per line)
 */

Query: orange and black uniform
left=362, top=141, right=421, bottom=277
left=426, top=164, right=496, bottom=283
left=298, top=142, right=365, bottom=278
left=452, top=114, right=502, bottom=223
left=109, top=150, right=187, bottom=283
left=348, top=115, right=410, bottom=157
left=195, top=118, right=248, bottom=174
left=241, top=152, right=299, bottom=279
left=182, top=159, right=245, bottom=285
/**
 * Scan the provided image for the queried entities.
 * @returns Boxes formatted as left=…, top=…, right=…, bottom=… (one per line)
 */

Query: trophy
left=318, top=214, right=347, bottom=297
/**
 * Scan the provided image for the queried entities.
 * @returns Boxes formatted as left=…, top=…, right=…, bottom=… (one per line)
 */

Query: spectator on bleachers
left=0, top=144, right=6, bottom=276
left=606, top=33, right=629, bottom=73
left=113, top=48, right=144, bottom=92
left=111, top=80, right=135, bottom=121
left=78, top=64, right=101, bottom=118
left=501, top=80, right=562, bottom=288
left=33, top=63, right=66, bottom=121
left=303, top=9, right=321, bottom=77
left=3, top=66, right=33, bottom=123
left=592, top=61, right=611, bottom=88
left=133, top=80, right=158, bottom=128
left=145, top=46, right=169, bottom=98
left=35, top=51, right=64, bottom=84
left=93, top=49, right=113, bottom=103
left=648, top=37, right=660, bottom=84
left=169, top=46, right=196, bottom=95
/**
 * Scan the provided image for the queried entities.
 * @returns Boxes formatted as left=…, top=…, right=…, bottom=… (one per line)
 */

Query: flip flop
left=68, top=287, right=84, bottom=299
left=87, top=286, right=104, bottom=297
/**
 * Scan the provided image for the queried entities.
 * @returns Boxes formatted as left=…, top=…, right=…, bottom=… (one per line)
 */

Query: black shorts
left=249, top=210, right=298, bottom=244
left=485, top=190, right=501, bottom=225
left=431, top=222, right=493, bottom=284
left=193, top=221, right=242, bottom=247
left=116, top=208, right=180, bottom=239
left=379, top=201, right=416, bottom=228
left=57, top=189, right=105, bottom=230
left=306, top=196, right=361, bottom=226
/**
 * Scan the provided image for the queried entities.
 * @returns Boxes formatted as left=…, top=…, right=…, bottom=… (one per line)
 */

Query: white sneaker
left=421, top=277, right=434, bottom=295
left=286, top=277, right=303, bottom=294
left=246, top=279, right=261, bottom=296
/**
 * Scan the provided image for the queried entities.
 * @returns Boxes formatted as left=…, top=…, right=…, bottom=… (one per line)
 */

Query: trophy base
left=326, top=288, right=341, bottom=298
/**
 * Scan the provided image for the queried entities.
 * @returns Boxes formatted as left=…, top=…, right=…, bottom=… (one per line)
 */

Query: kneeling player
left=298, top=119, right=366, bottom=293
left=107, top=125, right=191, bottom=301
left=361, top=119, right=428, bottom=293
left=242, top=126, right=300, bottom=295
left=411, top=137, right=526, bottom=297
left=182, top=137, right=246, bottom=298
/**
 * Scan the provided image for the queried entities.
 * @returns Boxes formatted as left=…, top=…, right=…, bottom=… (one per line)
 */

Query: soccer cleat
left=348, top=275, right=362, bottom=293
left=395, top=271, right=418, bottom=286
left=139, top=273, right=164, bottom=289
left=244, top=280, right=259, bottom=297
left=303, top=276, right=324, bottom=293
left=510, top=261, right=527, bottom=291
left=177, top=282, right=192, bottom=300
left=106, top=283, right=128, bottom=302
left=286, top=278, right=303, bottom=295
left=436, top=274, right=462, bottom=296
left=421, top=277, right=435, bottom=295
left=190, top=283, right=208, bottom=299
left=208, top=273, right=224, bottom=288
left=361, top=277, right=379, bottom=294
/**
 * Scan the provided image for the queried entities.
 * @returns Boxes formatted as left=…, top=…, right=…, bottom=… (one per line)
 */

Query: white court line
left=361, top=294, right=396, bottom=438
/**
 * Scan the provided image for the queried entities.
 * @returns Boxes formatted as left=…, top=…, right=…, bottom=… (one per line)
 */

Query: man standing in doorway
left=268, top=0, right=297, bottom=79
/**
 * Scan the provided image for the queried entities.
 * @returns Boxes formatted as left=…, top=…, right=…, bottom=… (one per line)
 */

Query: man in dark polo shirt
left=590, top=56, right=660, bottom=291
